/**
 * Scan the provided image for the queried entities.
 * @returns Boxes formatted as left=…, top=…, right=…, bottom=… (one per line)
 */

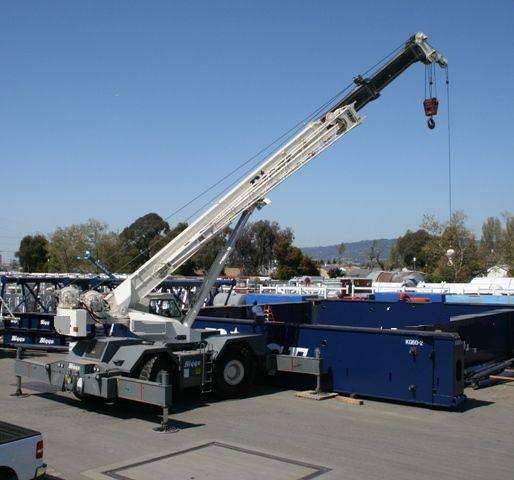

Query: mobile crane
left=14, top=33, right=447, bottom=424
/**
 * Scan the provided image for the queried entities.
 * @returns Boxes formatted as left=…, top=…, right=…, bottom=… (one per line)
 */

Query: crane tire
left=214, top=346, right=254, bottom=398
left=139, top=354, right=178, bottom=391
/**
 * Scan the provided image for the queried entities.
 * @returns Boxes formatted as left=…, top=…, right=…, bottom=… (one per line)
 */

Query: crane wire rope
left=445, top=66, right=453, bottom=221
left=106, top=41, right=407, bottom=273
left=68, top=41, right=407, bottom=291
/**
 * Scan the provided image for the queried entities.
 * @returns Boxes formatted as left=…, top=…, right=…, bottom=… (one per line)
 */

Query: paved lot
left=1, top=350, right=513, bottom=480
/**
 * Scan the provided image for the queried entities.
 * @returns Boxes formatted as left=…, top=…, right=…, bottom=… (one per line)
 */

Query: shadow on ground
left=456, top=397, right=495, bottom=412
left=16, top=380, right=291, bottom=431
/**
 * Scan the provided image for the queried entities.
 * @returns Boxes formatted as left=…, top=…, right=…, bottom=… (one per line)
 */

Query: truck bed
left=0, top=421, right=40, bottom=445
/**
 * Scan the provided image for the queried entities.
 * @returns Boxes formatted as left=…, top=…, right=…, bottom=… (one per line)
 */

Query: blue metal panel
left=3, top=332, right=66, bottom=350
left=372, top=292, right=447, bottom=302
left=245, top=294, right=312, bottom=305
left=312, top=299, right=448, bottom=328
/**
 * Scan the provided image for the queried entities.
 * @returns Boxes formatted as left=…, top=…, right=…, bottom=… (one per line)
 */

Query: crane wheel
left=214, top=347, right=254, bottom=398
left=139, top=354, right=178, bottom=390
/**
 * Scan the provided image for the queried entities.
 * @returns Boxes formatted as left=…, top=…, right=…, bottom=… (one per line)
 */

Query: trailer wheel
left=214, top=347, right=254, bottom=398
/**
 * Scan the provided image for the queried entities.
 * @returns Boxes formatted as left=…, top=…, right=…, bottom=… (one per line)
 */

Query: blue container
left=193, top=315, right=466, bottom=407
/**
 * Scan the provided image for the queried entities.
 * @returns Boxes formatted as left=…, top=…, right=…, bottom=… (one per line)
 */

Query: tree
left=501, top=212, right=514, bottom=275
left=232, top=220, right=294, bottom=275
left=116, top=213, right=170, bottom=272
left=366, top=240, right=385, bottom=270
left=16, top=234, right=49, bottom=272
left=274, top=236, right=319, bottom=280
left=189, top=226, right=231, bottom=275
left=421, top=212, right=482, bottom=282
left=46, top=219, right=119, bottom=273
left=327, top=267, right=343, bottom=278
left=478, top=217, right=504, bottom=270
left=338, top=243, right=346, bottom=259
left=389, top=229, right=430, bottom=269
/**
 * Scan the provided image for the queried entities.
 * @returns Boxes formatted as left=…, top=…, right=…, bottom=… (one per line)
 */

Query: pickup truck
left=0, top=421, right=46, bottom=480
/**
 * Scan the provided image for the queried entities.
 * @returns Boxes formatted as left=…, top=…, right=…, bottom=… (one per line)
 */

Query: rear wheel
left=0, top=467, right=17, bottom=480
left=139, top=354, right=177, bottom=388
left=214, top=347, right=254, bottom=398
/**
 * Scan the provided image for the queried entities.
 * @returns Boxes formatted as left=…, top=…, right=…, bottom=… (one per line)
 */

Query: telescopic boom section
left=330, top=32, right=447, bottom=114
left=108, top=105, right=362, bottom=316
left=106, top=32, right=446, bottom=318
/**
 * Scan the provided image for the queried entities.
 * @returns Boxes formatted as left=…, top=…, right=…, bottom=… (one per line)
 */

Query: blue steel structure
left=193, top=314, right=466, bottom=407
left=191, top=292, right=514, bottom=406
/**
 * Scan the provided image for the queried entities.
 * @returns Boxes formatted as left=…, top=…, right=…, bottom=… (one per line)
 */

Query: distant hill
left=301, top=238, right=396, bottom=265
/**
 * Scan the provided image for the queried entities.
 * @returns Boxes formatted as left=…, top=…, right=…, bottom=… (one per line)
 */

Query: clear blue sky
left=1, top=1, right=513, bottom=260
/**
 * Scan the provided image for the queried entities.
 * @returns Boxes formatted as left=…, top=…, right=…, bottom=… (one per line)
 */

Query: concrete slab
left=82, top=442, right=330, bottom=480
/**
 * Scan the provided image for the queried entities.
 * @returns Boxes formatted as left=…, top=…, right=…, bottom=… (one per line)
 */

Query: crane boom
left=105, top=31, right=446, bottom=319
left=108, top=104, right=362, bottom=316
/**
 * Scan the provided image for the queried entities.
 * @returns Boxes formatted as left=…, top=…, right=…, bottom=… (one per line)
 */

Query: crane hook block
left=423, top=97, right=439, bottom=117
left=423, top=97, right=438, bottom=130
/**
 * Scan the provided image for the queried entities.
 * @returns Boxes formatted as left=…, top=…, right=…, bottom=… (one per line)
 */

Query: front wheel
left=214, top=347, right=254, bottom=398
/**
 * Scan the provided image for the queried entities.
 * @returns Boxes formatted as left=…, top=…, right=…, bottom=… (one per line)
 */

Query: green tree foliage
left=327, top=267, right=343, bottom=278
left=121, top=218, right=231, bottom=276
left=16, top=234, right=49, bottom=272
left=365, top=240, right=385, bottom=270
left=338, top=243, right=346, bottom=259
left=478, top=216, right=504, bottom=270
left=421, top=212, right=482, bottom=282
left=274, top=236, right=319, bottom=280
left=389, top=229, right=431, bottom=269
left=46, top=219, right=118, bottom=273
left=116, top=213, right=170, bottom=272
left=501, top=212, right=514, bottom=275
left=232, top=220, right=294, bottom=275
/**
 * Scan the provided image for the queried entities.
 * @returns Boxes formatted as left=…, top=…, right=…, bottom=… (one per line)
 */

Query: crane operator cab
left=146, top=293, right=184, bottom=319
